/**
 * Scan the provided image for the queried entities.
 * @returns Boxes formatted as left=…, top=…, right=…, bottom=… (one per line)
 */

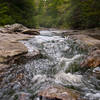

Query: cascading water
left=0, top=30, right=100, bottom=100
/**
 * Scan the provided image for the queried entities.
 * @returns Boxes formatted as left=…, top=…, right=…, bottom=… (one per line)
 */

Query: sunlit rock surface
left=0, top=40, right=28, bottom=63
left=38, top=86, right=80, bottom=100
left=70, top=35, right=100, bottom=48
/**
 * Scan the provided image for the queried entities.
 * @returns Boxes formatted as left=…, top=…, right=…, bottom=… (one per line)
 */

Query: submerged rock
left=93, top=67, right=100, bottom=79
left=81, top=50, right=100, bottom=68
left=38, top=86, right=80, bottom=100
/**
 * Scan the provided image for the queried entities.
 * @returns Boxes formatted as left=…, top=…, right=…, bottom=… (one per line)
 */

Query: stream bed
left=0, top=30, right=100, bottom=100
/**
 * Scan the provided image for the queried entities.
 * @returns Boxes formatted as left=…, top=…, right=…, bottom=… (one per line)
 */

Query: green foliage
left=0, top=0, right=36, bottom=27
left=36, top=0, right=100, bottom=29
left=67, top=0, right=100, bottom=29
left=0, top=1, right=15, bottom=25
left=0, top=0, right=100, bottom=29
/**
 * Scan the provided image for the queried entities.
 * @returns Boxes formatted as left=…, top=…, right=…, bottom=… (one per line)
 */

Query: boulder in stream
left=93, top=67, right=100, bottom=79
left=81, top=50, right=100, bottom=68
left=38, top=86, right=80, bottom=100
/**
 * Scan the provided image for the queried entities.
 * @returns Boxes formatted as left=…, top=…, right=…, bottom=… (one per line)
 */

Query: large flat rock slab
left=0, top=40, right=28, bottom=63
left=0, top=24, right=40, bottom=64
left=0, top=32, right=33, bottom=64
left=70, top=35, right=100, bottom=48
left=63, top=28, right=100, bottom=40
left=0, top=32, right=34, bottom=41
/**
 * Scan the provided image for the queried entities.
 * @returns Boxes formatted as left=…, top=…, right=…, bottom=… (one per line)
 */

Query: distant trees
left=67, top=0, right=100, bottom=29
left=0, top=0, right=36, bottom=27
left=0, top=0, right=100, bottom=29
left=36, top=0, right=100, bottom=29
left=0, top=0, right=13, bottom=25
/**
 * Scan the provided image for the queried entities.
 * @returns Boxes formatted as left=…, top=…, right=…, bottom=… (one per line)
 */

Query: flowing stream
left=0, top=30, right=100, bottom=100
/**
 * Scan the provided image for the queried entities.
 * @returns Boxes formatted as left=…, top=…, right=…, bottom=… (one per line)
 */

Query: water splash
left=0, top=30, right=100, bottom=100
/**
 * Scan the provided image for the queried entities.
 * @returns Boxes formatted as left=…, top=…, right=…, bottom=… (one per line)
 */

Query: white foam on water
left=55, top=71, right=83, bottom=87
left=85, top=92, right=100, bottom=100
left=34, top=35, right=65, bottom=43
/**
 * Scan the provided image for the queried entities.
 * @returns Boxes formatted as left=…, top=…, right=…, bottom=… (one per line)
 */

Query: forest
left=0, top=0, right=100, bottom=29
left=0, top=0, right=100, bottom=100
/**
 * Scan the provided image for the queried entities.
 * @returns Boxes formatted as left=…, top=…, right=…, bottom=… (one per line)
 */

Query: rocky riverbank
left=0, top=24, right=40, bottom=78
left=0, top=25, right=100, bottom=100
left=62, top=28, right=100, bottom=68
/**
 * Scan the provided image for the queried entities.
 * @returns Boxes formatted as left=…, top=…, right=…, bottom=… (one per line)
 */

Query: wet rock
left=0, top=24, right=26, bottom=33
left=70, top=35, right=100, bottom=48
left=38, top=86, right=80, bottom=100
left=0, top=32, right=33, bottom=42
left=70, top=35, right=100, bottom=68
left=0, top=23, right=40, bottom=64
left=0, top=23, right=39, bottom=35
left=81, top=50, right=100, bottom=68
left=63, top=28, right=100, bottom=40
left=0, top=32, right=35, bottom=64
left=0, top=40, right=28, bottom=63
left=4, top=23, right=27, bottom=32
left=79, top=28, right=100, bottom=40
left=22, top=29, right=40, bottom=35
left=2, top=23, right=40, bottom=35
left=93, top=67, right=100, bottom=79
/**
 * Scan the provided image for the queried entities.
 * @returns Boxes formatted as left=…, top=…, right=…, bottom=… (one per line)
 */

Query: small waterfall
left=0, top=30, right=100, bottom=100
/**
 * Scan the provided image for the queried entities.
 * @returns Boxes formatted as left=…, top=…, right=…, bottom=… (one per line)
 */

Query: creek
left=0, top=30, right=100, bottom=100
